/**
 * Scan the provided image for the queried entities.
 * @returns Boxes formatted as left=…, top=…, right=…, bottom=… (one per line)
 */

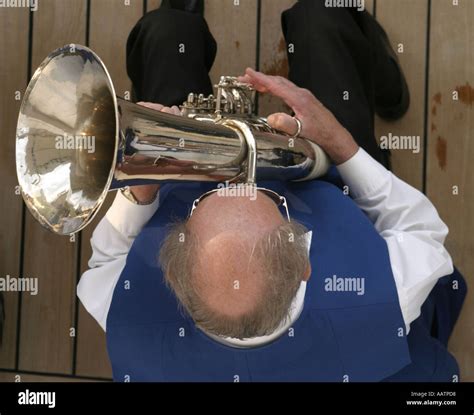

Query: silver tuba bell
left=16, top=44, right=330, bottom=236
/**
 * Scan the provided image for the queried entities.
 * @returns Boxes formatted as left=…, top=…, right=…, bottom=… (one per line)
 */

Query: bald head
left=187, top=191, right=286, bottom=318
left=159, top=188, right=310, bottom=339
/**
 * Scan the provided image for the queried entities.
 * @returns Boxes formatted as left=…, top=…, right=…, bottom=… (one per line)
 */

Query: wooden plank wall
left=0, top=0, right=472, bottom=381
left=426, top=0, right=474, bottom=381
left=374, top=0, right=428, bottom=190
left=19, top=0, right=86, bottom=375
left=0, top=6, right=29, bottom=371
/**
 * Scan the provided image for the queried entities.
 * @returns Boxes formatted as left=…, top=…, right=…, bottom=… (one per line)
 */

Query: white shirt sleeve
left=77, top=190, right=160, bottom=331
left=337, top=148, right=454, bottom=333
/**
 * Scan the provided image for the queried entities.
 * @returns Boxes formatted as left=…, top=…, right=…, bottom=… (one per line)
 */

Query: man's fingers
left=137, top=102, right=182, bottom=116
left=160, top=107, right=175, bottom=115
left=239, top=69, right=270, bottom=93
left=237, top=74, right=252, bottom=84
left=243, top=68, right=302, bottom=110
left=267, top=113, right=300, bottom=136
left=161, top=106, right=182, bottom=116
left=137, top=102, right=164, bottom=111
left=239, top=68, right=311, bottom=114
left=245, top=67, right=295, bottom=88
left=171, top=105, right=182, bottom=116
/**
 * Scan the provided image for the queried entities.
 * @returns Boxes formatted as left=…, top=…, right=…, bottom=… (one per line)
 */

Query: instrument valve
left=181, top=76, right=256, bottom=117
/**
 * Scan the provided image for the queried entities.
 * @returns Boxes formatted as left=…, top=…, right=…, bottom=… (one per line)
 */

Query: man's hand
left=238, top=68, right=359, bottom=165
left=128, top=102, right=183, bottom=203
left=137, top=102, right=182, bottom=116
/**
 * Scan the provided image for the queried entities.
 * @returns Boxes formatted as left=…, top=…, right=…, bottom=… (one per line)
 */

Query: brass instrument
left=16, top=44, right=330, bottom=236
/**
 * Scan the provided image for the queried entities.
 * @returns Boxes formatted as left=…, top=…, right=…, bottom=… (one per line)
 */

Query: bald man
left=159, top=187, right=310, bottom=340
left=78, top=71, right=464, bottom=382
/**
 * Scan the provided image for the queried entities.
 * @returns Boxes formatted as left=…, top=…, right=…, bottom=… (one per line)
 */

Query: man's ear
left=303, top=261, right=312, bottom=282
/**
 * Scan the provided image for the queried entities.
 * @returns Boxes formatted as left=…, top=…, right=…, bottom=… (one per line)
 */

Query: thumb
left=267, top=113, right=299, bottom=136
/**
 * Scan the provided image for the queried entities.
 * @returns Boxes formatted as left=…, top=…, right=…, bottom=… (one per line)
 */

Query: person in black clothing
left=126, top=0, right=410, bottom=167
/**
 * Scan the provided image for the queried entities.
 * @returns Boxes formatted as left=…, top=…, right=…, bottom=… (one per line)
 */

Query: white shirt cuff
left=336, top=148, right=391, bottom=199
left=106, top=190, right=160, bottom=238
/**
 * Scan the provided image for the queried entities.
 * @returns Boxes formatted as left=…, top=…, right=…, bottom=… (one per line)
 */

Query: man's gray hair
left=158, top=220, right=309, bottom=340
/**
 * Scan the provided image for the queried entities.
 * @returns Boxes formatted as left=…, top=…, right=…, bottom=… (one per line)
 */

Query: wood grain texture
left=258, top=0, right=295, bottom=116
left=18, top=0, right=87, bottom=374
left=365, top=0, right=374, bottom=14
left=89, top=0, right=143, bottom=97
left=0, top=7, right=29, bottom=369
left=0, top=371, right=106, bottom=382
left=374, top=0, right=428, bottom=190
left=75, top=0, right=143, bottom=379
left=426, top=0, right=474, bottom=381
left=205, top=0, right=258, bottom=85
